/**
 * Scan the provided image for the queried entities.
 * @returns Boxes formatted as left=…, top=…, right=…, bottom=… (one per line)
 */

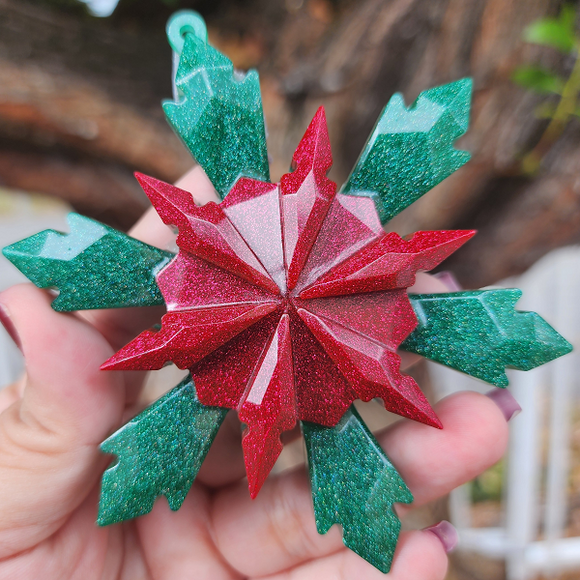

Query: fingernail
left=486, top=388, right=522, bottom=422
left=433, top=271, right=462, bottom=291
left=0, top=303, right=21, bottom=350
left=425, top=520, right=458, bottom=553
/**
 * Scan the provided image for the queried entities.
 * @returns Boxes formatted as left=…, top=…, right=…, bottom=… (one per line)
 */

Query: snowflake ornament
left=3, top=11, right=572, bottom=574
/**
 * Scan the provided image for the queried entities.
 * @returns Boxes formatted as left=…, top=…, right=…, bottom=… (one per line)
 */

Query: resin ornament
left=2, top=10, right=573, bottom=574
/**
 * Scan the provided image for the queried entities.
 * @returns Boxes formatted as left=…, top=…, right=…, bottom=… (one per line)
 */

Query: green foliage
left=513, top=5, right=579, bottom=96
left=534, top=101, right=558, bottom=119
left=523, top=4, right=577, bottom=53
left=512, top=4, right=580, bottom=173
left=512, top=65, right=565, bottom=94
left=471, top=460, right=505, bottom=503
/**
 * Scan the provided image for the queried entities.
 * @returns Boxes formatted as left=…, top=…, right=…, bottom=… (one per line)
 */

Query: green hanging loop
left=166, top=10, right=208, bottom=55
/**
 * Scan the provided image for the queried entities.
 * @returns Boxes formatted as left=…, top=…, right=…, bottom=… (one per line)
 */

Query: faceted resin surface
left=102, top=108, right=474, bottom=496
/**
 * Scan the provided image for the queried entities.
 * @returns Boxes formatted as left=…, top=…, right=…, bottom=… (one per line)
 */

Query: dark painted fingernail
left=425, top=520, right=458, bottom=553
left=433, top=271, right=462, bottom=291
left=0, top=303, right=21, bottom=350
left=486, top=388, right=521, bottom=422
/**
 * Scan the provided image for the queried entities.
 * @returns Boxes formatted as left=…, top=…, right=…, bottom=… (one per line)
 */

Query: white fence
left=430, top=247, right=580, bottom=579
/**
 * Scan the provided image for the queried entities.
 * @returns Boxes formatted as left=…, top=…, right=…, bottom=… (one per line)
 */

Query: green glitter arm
left=98, top=375, right=227, bottom=526
left=401, top=290, right=573, bottom=387
left=2, top=213, right=173, bottom=312
left=302, top=406, right=413, bottom=574
left=163, top=15, right=270, bottom=199
left=342, top=78, right=472, bottom=224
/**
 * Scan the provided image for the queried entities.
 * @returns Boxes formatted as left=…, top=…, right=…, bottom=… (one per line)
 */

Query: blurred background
left=1, top=0, right=580, bottom=578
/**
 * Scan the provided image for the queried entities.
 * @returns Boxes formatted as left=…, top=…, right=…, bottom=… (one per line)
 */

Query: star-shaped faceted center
left=102, top=108, right=474, bottom=496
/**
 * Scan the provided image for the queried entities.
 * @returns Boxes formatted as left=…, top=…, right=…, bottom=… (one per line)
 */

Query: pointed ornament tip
left=291, top=106, right=332, bottom=172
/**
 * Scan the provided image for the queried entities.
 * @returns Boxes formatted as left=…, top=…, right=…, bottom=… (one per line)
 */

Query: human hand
left=0, top=167, right=515, bottom=579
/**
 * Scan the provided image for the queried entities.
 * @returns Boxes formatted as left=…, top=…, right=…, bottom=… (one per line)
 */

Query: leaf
left=512, top=65, right=565, bottom=94
left=523, top=5, right=577, bottom=53
left=560, top=3, right=577, bottom=29
left=98, top=375, right=227, bottom=525
left=524, top=20, right=576, bottom=52
left=341, top=78, right=472, bottom=224
left=302, top=406, right=413, bottom=574
left=2, top=213, right=174, bottom=311
left=535, top=101, right=558, bottom=119
left=163, top=32, right=270, bottom=199
left=401, top=290, right=573, bottom=387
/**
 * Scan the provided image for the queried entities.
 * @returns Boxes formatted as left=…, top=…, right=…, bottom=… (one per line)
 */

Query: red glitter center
left=102, top=107, right=474, bottom=496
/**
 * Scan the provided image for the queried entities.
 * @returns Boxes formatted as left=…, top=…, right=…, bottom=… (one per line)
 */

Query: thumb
left=0, top=284, right=125, bottom=558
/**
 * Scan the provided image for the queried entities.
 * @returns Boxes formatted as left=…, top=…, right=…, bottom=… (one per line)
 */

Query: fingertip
left=424, top=520, right=458, bottom=553
left=436, top=391, right=511, bottom=459
left=0, top=301, right=21, bottom=350
left=1, top=282, right=51, bottom=313
left=128, top=206, right=175, bottom=249
left=486, top=387, right=522, bottom=422
left=441, top=389, right=510, bottom=472
left=174, top=165, right=220, bottom=205
left=0, top=284, right=58, bottom=360
left=6, top=283, right=114, bottom=367
left=389, top=529, right=449, bottom=579
left=381, top=390, right=509, bottom=507
left=300, top=530, right=449, bottom=580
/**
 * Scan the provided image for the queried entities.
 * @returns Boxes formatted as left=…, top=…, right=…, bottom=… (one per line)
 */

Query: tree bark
left=0, top=0, right=191, bottom=230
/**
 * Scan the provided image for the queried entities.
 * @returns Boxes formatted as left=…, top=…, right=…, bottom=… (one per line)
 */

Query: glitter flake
left=402, top=290, right=572, bottom=387
left=303, top=405, right=413, bottom=573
